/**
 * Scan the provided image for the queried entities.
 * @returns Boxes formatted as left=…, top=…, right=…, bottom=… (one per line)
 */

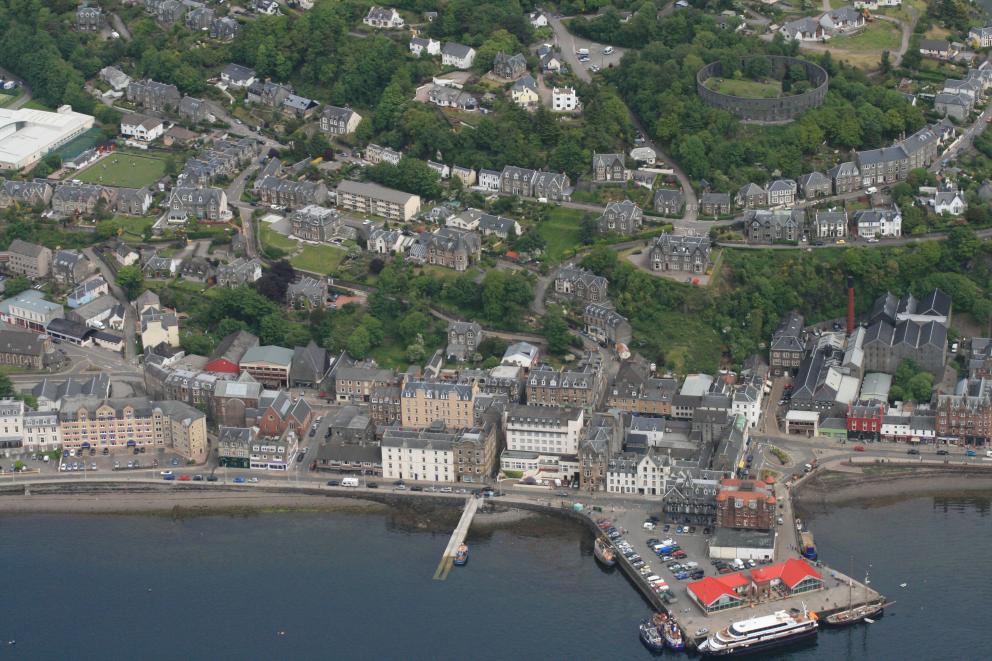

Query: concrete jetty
left=433, top=496, right=479, bottom=580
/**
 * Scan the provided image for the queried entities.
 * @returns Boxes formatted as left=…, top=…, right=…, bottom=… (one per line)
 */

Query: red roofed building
left=750, top=558, right=824, bottom=599
left=715, top=478, right=777, bottom=530
left=205, top=330, right=259, bottom=374
left=686, top=573, right=749, bottom=614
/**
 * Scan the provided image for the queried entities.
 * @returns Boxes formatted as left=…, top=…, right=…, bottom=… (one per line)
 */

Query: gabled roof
left=750, top=558, right=822, bottom=588
left=687, top=574, right=748, bottom=606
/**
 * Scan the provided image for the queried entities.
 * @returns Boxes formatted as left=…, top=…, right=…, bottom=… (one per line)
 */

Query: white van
left=603, top=46, right=614, bottom=55
left=340, top=477, right=359, bottom=487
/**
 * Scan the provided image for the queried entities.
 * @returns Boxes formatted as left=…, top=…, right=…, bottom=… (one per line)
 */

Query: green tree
left=259, top=313, right=288, bottom=345
left=346, top=325, right=372, bottom=358
left=115, top=265, right=145, bottom=301
left=2, top=275, right=31, bottom=298
left=541, top=305, right=571, bottom=355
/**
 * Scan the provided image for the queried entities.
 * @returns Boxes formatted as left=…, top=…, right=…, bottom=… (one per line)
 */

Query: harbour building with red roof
left=687, top=559, right=824, bottom=615
left=686, top=574, right=750, bottom=614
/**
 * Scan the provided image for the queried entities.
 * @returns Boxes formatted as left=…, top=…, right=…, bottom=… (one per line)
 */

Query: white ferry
left=698, top=608, right=818, bottom=657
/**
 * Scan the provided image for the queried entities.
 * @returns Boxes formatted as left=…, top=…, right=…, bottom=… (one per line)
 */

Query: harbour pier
left=433, top=496, right=479, bottom=580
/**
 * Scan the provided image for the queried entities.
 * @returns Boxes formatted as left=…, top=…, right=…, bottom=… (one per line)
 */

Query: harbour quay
left=585, top=498, right=883, bottom=651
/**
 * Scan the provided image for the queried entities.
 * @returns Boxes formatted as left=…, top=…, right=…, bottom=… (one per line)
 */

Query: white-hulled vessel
left=698, top=608, right=818, bottom=657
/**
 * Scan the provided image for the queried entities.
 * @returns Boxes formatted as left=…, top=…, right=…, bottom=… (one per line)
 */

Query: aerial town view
left=2, top=0, right=992, bottom=659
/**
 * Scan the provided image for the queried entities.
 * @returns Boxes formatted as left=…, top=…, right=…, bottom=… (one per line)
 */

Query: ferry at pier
left=638, top=620, right=665, bottom=652
left=698, top=608, right=818, bottom=657
left=453, top=544, right=469, bottom=566
left=593, top=538, right=616, bottom=567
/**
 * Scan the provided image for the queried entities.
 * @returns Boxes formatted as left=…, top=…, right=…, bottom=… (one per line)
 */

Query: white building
left=249, top=431, right=299, bottom=471
left=503, top=404, right=584, bottom=455
left=605, top=452, right=674, bottom=495
left=120, top=114, right=164, bottom=142
left=853, top=208, right=901, bottom=238
left=363, top=6, right=404, bottom=29
left=441, top=43, right=477, bottom=69
left=478, top=169, right=501, bottom=192
left=732, top=382, right=764, bottom=429
left=0, top=399, right=24, bottom=452
left=410, top=37, right=441, bottom=57
left=933, top=189, right=966, bottom=216
left=501, top=341, right=540, bottom=369
left=552, top=87, right=578, bottom=112
left=381, top=428, right=456, bottom=482
left=970, top=26, right=992, bottom=49
left=23, top=410, right=61, bottom=452
left=0, top=106, right=94, bottom=171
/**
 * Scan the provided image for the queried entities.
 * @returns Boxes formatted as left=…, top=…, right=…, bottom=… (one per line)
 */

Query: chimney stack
left=847, top=275, right=855, bottom=335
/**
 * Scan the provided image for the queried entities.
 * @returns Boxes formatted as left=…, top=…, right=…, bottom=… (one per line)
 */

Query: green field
left=106, top=215, right=155, bottom=241
left=259, top=223, right=299, bottom=251
left=536, top=207, right=585, bottom=263
left=291, top=244, right=346, bottom=274
left=830, top=21, right=901, bottom=51
left=704, top=77, right=783, bottom=99
left=75, top=152, right=167, bottom=188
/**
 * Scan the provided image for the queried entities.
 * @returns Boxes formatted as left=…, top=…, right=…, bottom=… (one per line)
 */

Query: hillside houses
left=255, top=176, right=328, bottom=209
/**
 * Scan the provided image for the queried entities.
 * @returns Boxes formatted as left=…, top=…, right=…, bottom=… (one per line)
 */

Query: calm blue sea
left=0, top=494, right=989, bottom=660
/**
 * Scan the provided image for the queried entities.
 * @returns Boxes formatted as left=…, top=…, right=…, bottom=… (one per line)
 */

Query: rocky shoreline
left=794, top=464, right=992, bottom=509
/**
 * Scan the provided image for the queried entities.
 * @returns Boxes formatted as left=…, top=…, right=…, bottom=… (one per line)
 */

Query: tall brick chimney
left=847, top=275, right=855, bottom=335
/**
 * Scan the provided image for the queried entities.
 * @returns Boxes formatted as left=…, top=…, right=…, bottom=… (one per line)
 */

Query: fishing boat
left=650, top=613, right=685, bottom=651
left=594, top=537, right=616, bottom=567
left=698, top=607, right=818, bottom=657
left=800, top=531, right=817, bottom=561
left=639, top=620, right=665, bottom=653
left=453, top=544, right=469, bottom=566
left=823, top=562, right=885, bottom=627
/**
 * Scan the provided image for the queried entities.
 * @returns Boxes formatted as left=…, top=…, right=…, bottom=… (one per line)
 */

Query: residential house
left=766, top=179, right=797, bottom=206
left=364, top=143, right=402, bottom=166
left=526, top=353, right=602, bottom=408
left=336, top=180, right=421, bottom=221
left=813, top=210, right=848, bottom=238
left=319, top=106, right=362, bottom=135
left=584, top=304, right=632, bottom=346
left=52, top=250, right=95, bottom=286
left=442, top=43, right=476, bottom=69
left=52, top=184, right=115, bottom=217
left=552, top=87, right=578, bottom=111
left=400, top=380, right=478, bottom=429
left=139, top=306, right=179, bottom=349
left=970, top=26, right=992, bottom=49
left=179, top=258, right=214, bottom=283
left=447, top=208, right=521, bottom=239
left=504, top=404, right=584, bottom=455
left=478, top=169, right=501, bottom=192
left=113, top=187, right=152, bottom=216
left=781, top=17, right=825, bottom=41
left=451, top=166, right=476, bottom=188
left=492, top=52, right=528, bottom=79
left=853, top=208, right=901, bottom=238
left=597, top=200, right=643, bottom=236
left=220, top=64, right=256, bottom=88
left=420, top=227, right=481, bottom=272
left=76, top=5, right=104, bottom=31
left=281, top=94, right=319, bottom=119
left=0, top=179, right=52, bottom=209
left=0, top=239, right=51, bottom=278
left=531, top=171, right=571, bottom=201
left=746, top=208, right=805, bottom=244
left=700, top=192, right=732, bottom=216
left=936, top=378, right=992, bottom=445
left=919, top=39, right=953, bottom=59
left=736, top=182, right=767, bottom=209
left=426, top=84, right=479, bottom=111
left=820, top=6, right=865, bottom=33
left=246, top=80, right=292, bottom=108
left=126, top=79, right=181, bottom=112
left=798, top=171, right=832, bottom=200
left=178, top=96, right=209, bottom=123
left=510, top=75, right=539, bottom=108
left=592, top=153, right=627, bottom=182
left=287, top=276, right=327, bottom=309
left=255, top=176, right=328, bottom=209
left=363, top=6, right=404, bottom=29
left=934, top=92, right=973, bottom=121
left=653, top=188, right=685, bottom=216
left=290, top=205, right=342, bottom=242
left=554, top=265, right=608, bottom=304
left=168, top=187, right=230, bottom=223
left=67, top=294, right=118, bottom=328
left=142, top=254, right=180, bottom=279
left=67, top=277, right=109, bottom=308
left=827, top=161, right=861, bottom=194
left=447, top=321, right=483, bottom=361
left=649, top=233, right=711, bottom=274
left=121, top=114, right=164, bottom=142
left=210, top=16, right=240, bottom=41
left=770, top=311, right=807, bottom=375
left=934, top=188, right=967, bottom=215
left=99, top=66, right=131, bottom=92
left=410, top=37, right=441, bottom=57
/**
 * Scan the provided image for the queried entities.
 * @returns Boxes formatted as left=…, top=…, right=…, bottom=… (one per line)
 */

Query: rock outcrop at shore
left=795, top=465, right=992, bottom=508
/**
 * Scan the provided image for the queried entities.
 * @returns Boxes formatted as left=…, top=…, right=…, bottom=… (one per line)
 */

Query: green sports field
left=74, top=152, right=167, bottom=189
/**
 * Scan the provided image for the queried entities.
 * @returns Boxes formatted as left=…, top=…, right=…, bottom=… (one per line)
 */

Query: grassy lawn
left=75, top=152, right=167, bottom=189
left=290, top=244, right=346, bottom=274
left=829, top=21, right=901, bottom=51
left=22, top=99, right=53, bottom=111
left=108, top=215, right=154, bottom=241
left=704, top=77, right=783, bottom=99
left=537, top=207, right=585, bottom=263
left=0, top=91, right=24, bottom=108
left=259, top=223, right=299, bottom=251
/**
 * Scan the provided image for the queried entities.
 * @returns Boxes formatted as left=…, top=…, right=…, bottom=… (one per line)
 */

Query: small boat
left=864, top=618, right=875, bottom=624
left=594, top=537, right=616, bottom=567
left=453, top=544, right=469, bottom=566
left=639, top=620, right=665, bottom=653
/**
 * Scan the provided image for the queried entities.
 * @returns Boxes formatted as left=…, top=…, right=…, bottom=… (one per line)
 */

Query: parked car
left=966, top=449, right=977, bottom=457
left=907, top=448, right=920, bottom=455
left=327, top=480, right=340, bottom=486
left=853, top=445, right=866, bottom=452
left=233, top=476, right=246, bottom=484
left=367, top=482, right=378, bottom=488
left=207, top=475, right=218, bottom=482
left=162, top=474, right=176, bottom=481
left=936, top=449, right=950, bottom=456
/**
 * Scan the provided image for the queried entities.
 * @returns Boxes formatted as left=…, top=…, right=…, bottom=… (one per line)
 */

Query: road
left=110, top=13, right=132, bottom=41
left=0, top=68, right=31, bottom=109
left=718, top=226, right=992, bottom=250
left=546, top=15, right=699, bottom=227
left=84, top=247, right=138, bottom=365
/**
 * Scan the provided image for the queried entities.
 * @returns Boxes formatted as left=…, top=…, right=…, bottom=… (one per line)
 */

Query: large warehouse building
left=0, top=105, right=95, bottom=171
